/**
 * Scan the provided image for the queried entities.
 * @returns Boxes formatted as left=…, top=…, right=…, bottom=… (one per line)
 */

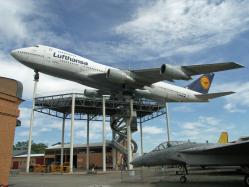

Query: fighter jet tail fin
left=186, top=73, right=215, bottom=94
left=218, top=132, right=228, bottom=144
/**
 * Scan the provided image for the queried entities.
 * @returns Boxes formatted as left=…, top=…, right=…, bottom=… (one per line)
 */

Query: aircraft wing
left=181, top=141, right=249, bottom=155
left=181, top=62, right=243, bottom=76
left=131, top=62, right=244, bottom=84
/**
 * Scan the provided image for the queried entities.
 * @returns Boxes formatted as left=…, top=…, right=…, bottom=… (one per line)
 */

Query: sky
left=1, top=0, right=249, bottom=153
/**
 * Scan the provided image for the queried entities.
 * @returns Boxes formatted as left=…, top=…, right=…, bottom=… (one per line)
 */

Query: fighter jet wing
left=180, top=140, right=249, bottom=154
left=131, top=62, right=244, bottom=84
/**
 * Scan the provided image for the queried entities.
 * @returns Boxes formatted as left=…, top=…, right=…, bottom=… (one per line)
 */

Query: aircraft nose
left=130, top=157, right=142, bottom=166
left=10, top=49, right=18, bottom=59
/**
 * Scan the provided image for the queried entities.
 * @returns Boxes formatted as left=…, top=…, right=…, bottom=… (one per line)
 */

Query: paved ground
left=8, top=168, right=246, bottom=187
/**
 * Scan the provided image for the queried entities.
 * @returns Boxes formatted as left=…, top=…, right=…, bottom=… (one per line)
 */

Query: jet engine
left=84, top=89, right=100, bottom=97
left=160, top=64, right=190, bottom=80
left=106, top=68, right=135, bottom=84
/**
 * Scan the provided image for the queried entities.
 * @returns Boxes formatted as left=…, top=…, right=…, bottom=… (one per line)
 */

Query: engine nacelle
left=84, top=89, right=100, bottom=98
left=160, top=64, right=190, bottom=80
left=106, top=68, right=135, bottom=84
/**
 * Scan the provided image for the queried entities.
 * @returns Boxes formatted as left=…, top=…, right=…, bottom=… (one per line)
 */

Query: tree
left=13, top=141, right=48, bottom=154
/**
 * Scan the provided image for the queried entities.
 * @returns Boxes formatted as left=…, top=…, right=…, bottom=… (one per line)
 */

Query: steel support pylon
left=139, top=118, right=144, bottom=156
left=102, top=95, right=107, bottom=172
left=165, top=103, right=171, bottom=143
left=26, top=71, right=39, bottom=173
left=127, top=98, right=133, bottom=170
left=69, top=94, right=75, bottom=173
left=86, top=114, right=90, bottom=171
left=61, top=114, right=66, bottom=166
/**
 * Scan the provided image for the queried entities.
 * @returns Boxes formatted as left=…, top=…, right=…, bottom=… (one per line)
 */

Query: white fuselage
left=11, top=45, right=205, bottom=102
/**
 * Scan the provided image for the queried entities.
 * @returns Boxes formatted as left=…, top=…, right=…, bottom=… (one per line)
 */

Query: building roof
left=46, top=140, right=113, bottom=150
left=13, top=150, right=27, bottom=156
left=14, top=154, right=44, bottom=158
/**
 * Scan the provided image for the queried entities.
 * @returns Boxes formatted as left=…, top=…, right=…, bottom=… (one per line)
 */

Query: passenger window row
left=58, top=59, right=104, bottom=72
left=17, top=51, right=43, bottom=57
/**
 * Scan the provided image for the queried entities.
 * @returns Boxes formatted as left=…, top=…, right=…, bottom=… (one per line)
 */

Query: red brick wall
left=0, top=77, right=22, bottom=186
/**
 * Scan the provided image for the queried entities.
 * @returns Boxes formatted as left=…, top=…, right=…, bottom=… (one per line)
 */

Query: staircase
left=110, top=107, right=138, bottom=156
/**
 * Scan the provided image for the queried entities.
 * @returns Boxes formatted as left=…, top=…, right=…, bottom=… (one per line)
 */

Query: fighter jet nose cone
left=130, top=160, right=135, bottom=165
left=130, top=157, right=142, bottom=166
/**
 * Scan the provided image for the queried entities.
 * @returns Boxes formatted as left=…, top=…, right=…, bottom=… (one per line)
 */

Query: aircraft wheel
left=244, top=175, right=249, bottom=187
left=180, top=175, right=187, bottom=184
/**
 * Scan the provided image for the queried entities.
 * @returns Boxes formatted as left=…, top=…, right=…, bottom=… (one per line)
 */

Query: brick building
left=45, top=140, right=123, bottom=170
left=12, top=154, right=45, bottom=170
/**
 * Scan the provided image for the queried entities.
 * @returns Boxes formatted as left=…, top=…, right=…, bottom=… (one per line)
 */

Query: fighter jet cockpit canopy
left=152, top=141, right=189, bottom=152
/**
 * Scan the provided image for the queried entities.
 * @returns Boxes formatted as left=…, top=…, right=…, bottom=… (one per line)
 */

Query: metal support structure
left=165, top=103, right=171, bottom=143
left=112, top=148, right=117, bottom=170
left=86, top=114, right=90, bottom=171
left=26, top=71, right=39, bottom=173
left=69, top=94, right=75, bottom=173
left=139, top=118, right=144, bottom=156
left=102, top=95, right=107, bottom=172
left=127, top=98, right=133, bottom=170
left=61, top=114, right=66, bottom=166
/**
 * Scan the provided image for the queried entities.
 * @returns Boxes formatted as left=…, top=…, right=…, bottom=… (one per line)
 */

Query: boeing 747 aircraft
left=10, top=45, right=244, bottom=102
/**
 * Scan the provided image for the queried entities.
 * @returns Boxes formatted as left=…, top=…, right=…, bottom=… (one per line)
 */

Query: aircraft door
left=44, top=48, right=52, bottom=65
left=30, top=47, right=44, bottom=65
left=79, top=63, right=89, bottom=77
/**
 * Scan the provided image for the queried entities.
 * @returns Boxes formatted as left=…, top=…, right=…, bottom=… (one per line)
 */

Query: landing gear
left=34, top=70, right=39, bottom=81
left=241, top=166, right=249, bottom=186
left=180, top=175, right=187, bottom=184
left=244, top=175, right=249, bottom=187
left=176, top=164, right=188, bottom=183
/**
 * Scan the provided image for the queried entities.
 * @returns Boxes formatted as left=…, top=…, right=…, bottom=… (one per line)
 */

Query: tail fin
left=187, top=73, right=214, bottom=94
left=218, top=132, right=228, bottom=144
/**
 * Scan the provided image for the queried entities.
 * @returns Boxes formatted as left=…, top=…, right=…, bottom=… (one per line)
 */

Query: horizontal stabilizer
left=195, top=91, right=235, bottom=100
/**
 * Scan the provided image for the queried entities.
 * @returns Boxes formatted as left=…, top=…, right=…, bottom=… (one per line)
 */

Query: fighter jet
left=131, top=133, right=249, bottom=185
left=10, top=45, right=244, bottom=102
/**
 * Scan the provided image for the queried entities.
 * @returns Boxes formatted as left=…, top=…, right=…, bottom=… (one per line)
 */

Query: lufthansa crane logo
left=200, top=76, right=210, bottom=90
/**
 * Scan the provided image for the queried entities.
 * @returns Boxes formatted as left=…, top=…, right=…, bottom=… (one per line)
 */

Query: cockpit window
left=152, top=141, right=189, bottom=152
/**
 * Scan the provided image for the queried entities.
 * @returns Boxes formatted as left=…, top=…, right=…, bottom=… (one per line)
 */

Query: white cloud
left=114, top=0, right=249, bottom=60
left=175, top=116, right=234, bottom=142
left=0, top=0, right=34, bottom=43
left=40, top=128, right=50, bottom=132
left=0, top=1, right=74, bottom=48
left=171, top=105, right=193, bottom=112
left=18, top=130, right=38, bottom=137
left=0, top=1, right=86, bottom=99
left=215, top=81, right=249, bottom=112
left=143, top=126, right=164, bottom=134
